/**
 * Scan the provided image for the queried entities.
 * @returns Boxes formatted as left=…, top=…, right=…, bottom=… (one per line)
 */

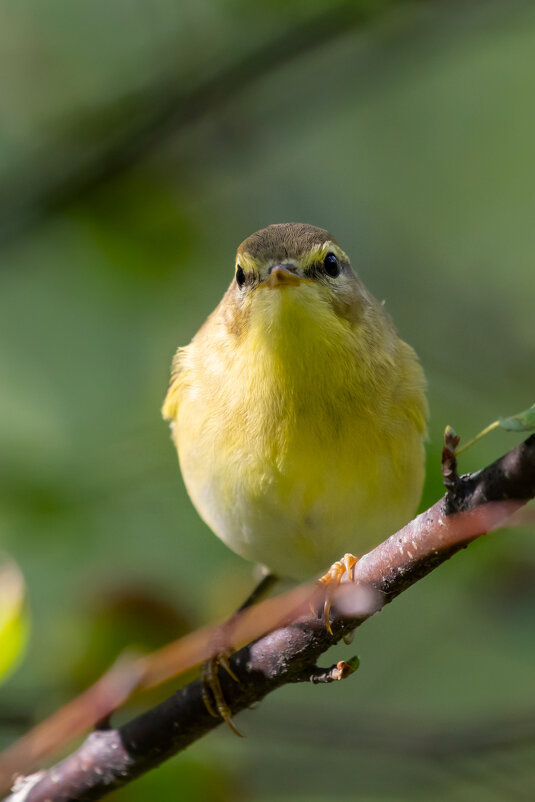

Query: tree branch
left=5, top=434, right=535, bottom=802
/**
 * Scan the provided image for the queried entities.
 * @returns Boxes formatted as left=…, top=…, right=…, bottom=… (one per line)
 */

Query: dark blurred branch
left=3, top=434, right=534, bottom=801
left=0, top=0, right=409, bottom=242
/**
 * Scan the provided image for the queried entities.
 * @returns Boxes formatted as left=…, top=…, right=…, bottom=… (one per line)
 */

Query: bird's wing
left=161, top=349, right=185, bottom=421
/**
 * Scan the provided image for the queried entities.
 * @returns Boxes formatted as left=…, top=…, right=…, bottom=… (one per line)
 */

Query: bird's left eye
left=323, top=252, right=340, bottom=278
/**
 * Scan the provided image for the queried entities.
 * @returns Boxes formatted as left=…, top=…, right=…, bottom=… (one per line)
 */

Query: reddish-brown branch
left=3, top=434, right=535, bottom=802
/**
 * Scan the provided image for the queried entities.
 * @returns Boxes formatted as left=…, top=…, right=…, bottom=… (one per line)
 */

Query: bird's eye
left=323, top=252, right=340, bottom=278
left=236, top=265, right=246, bottom=288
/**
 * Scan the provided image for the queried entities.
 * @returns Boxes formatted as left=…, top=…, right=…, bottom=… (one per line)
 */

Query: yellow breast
left=164, top=283, right=427, bottom=579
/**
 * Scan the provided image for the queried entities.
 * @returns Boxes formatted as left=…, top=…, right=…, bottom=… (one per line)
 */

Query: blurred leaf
left=0, top=558, right=29, bottom=684
left=499, top=403, right=535, bottom=432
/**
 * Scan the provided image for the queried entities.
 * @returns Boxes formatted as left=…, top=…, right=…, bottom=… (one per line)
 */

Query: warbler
left=163, top=223, right=427, bottom=584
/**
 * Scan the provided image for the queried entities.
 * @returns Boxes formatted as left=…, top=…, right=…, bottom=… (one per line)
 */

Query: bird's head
left=225, top=223, right=372, bottom=338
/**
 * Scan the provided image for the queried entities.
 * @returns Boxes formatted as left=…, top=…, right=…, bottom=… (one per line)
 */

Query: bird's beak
left=262, top=265, right=301, bottom=289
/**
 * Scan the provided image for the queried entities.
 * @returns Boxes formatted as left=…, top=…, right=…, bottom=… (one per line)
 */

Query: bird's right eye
left=236, top=265, right=246, bottom=288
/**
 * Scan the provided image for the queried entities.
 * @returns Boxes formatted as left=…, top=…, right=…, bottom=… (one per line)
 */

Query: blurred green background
left=1, top=1, right=535, bottom=799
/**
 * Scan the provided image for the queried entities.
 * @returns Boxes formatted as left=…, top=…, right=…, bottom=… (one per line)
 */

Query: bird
left=162, top=222, right=427, bottom=725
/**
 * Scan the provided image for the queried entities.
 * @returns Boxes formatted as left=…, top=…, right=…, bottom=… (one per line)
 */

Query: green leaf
left=499, top=403, right=535, bottom=432
left=346, top=655, right=361, bottom=672
left=0, top=558, right=29, bottom=683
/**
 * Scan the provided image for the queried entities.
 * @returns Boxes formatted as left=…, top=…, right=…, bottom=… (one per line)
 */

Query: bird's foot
left=200, top=572, right=277, bottom=736
left=201, top=622, right=243, bottom=736
left=317, top=553, right=359, bottom=635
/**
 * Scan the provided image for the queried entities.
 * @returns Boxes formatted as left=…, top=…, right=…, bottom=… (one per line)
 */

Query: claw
left=219, top=653, right=239, bottom=683
left=323, top=598, right=333, bottom=635
left=318, top=553, right=359, bottom=634
left=225, top=717, right=243, bottom=737
left=201, top=672, right=219, bottom=719
left=198, top=573, right=277, bottom=736
left=201, top=647, right=243, bottom=736
left=342, top=629, right=355, bottom=646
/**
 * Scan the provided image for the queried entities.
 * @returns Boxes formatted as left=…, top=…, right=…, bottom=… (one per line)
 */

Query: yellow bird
left=163, top=223, right=427, bottom=723
left=164, top=222, right=427, bottom=575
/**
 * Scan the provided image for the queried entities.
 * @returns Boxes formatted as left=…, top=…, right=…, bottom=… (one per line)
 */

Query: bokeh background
left=1, top=1, right=535, bottom=799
